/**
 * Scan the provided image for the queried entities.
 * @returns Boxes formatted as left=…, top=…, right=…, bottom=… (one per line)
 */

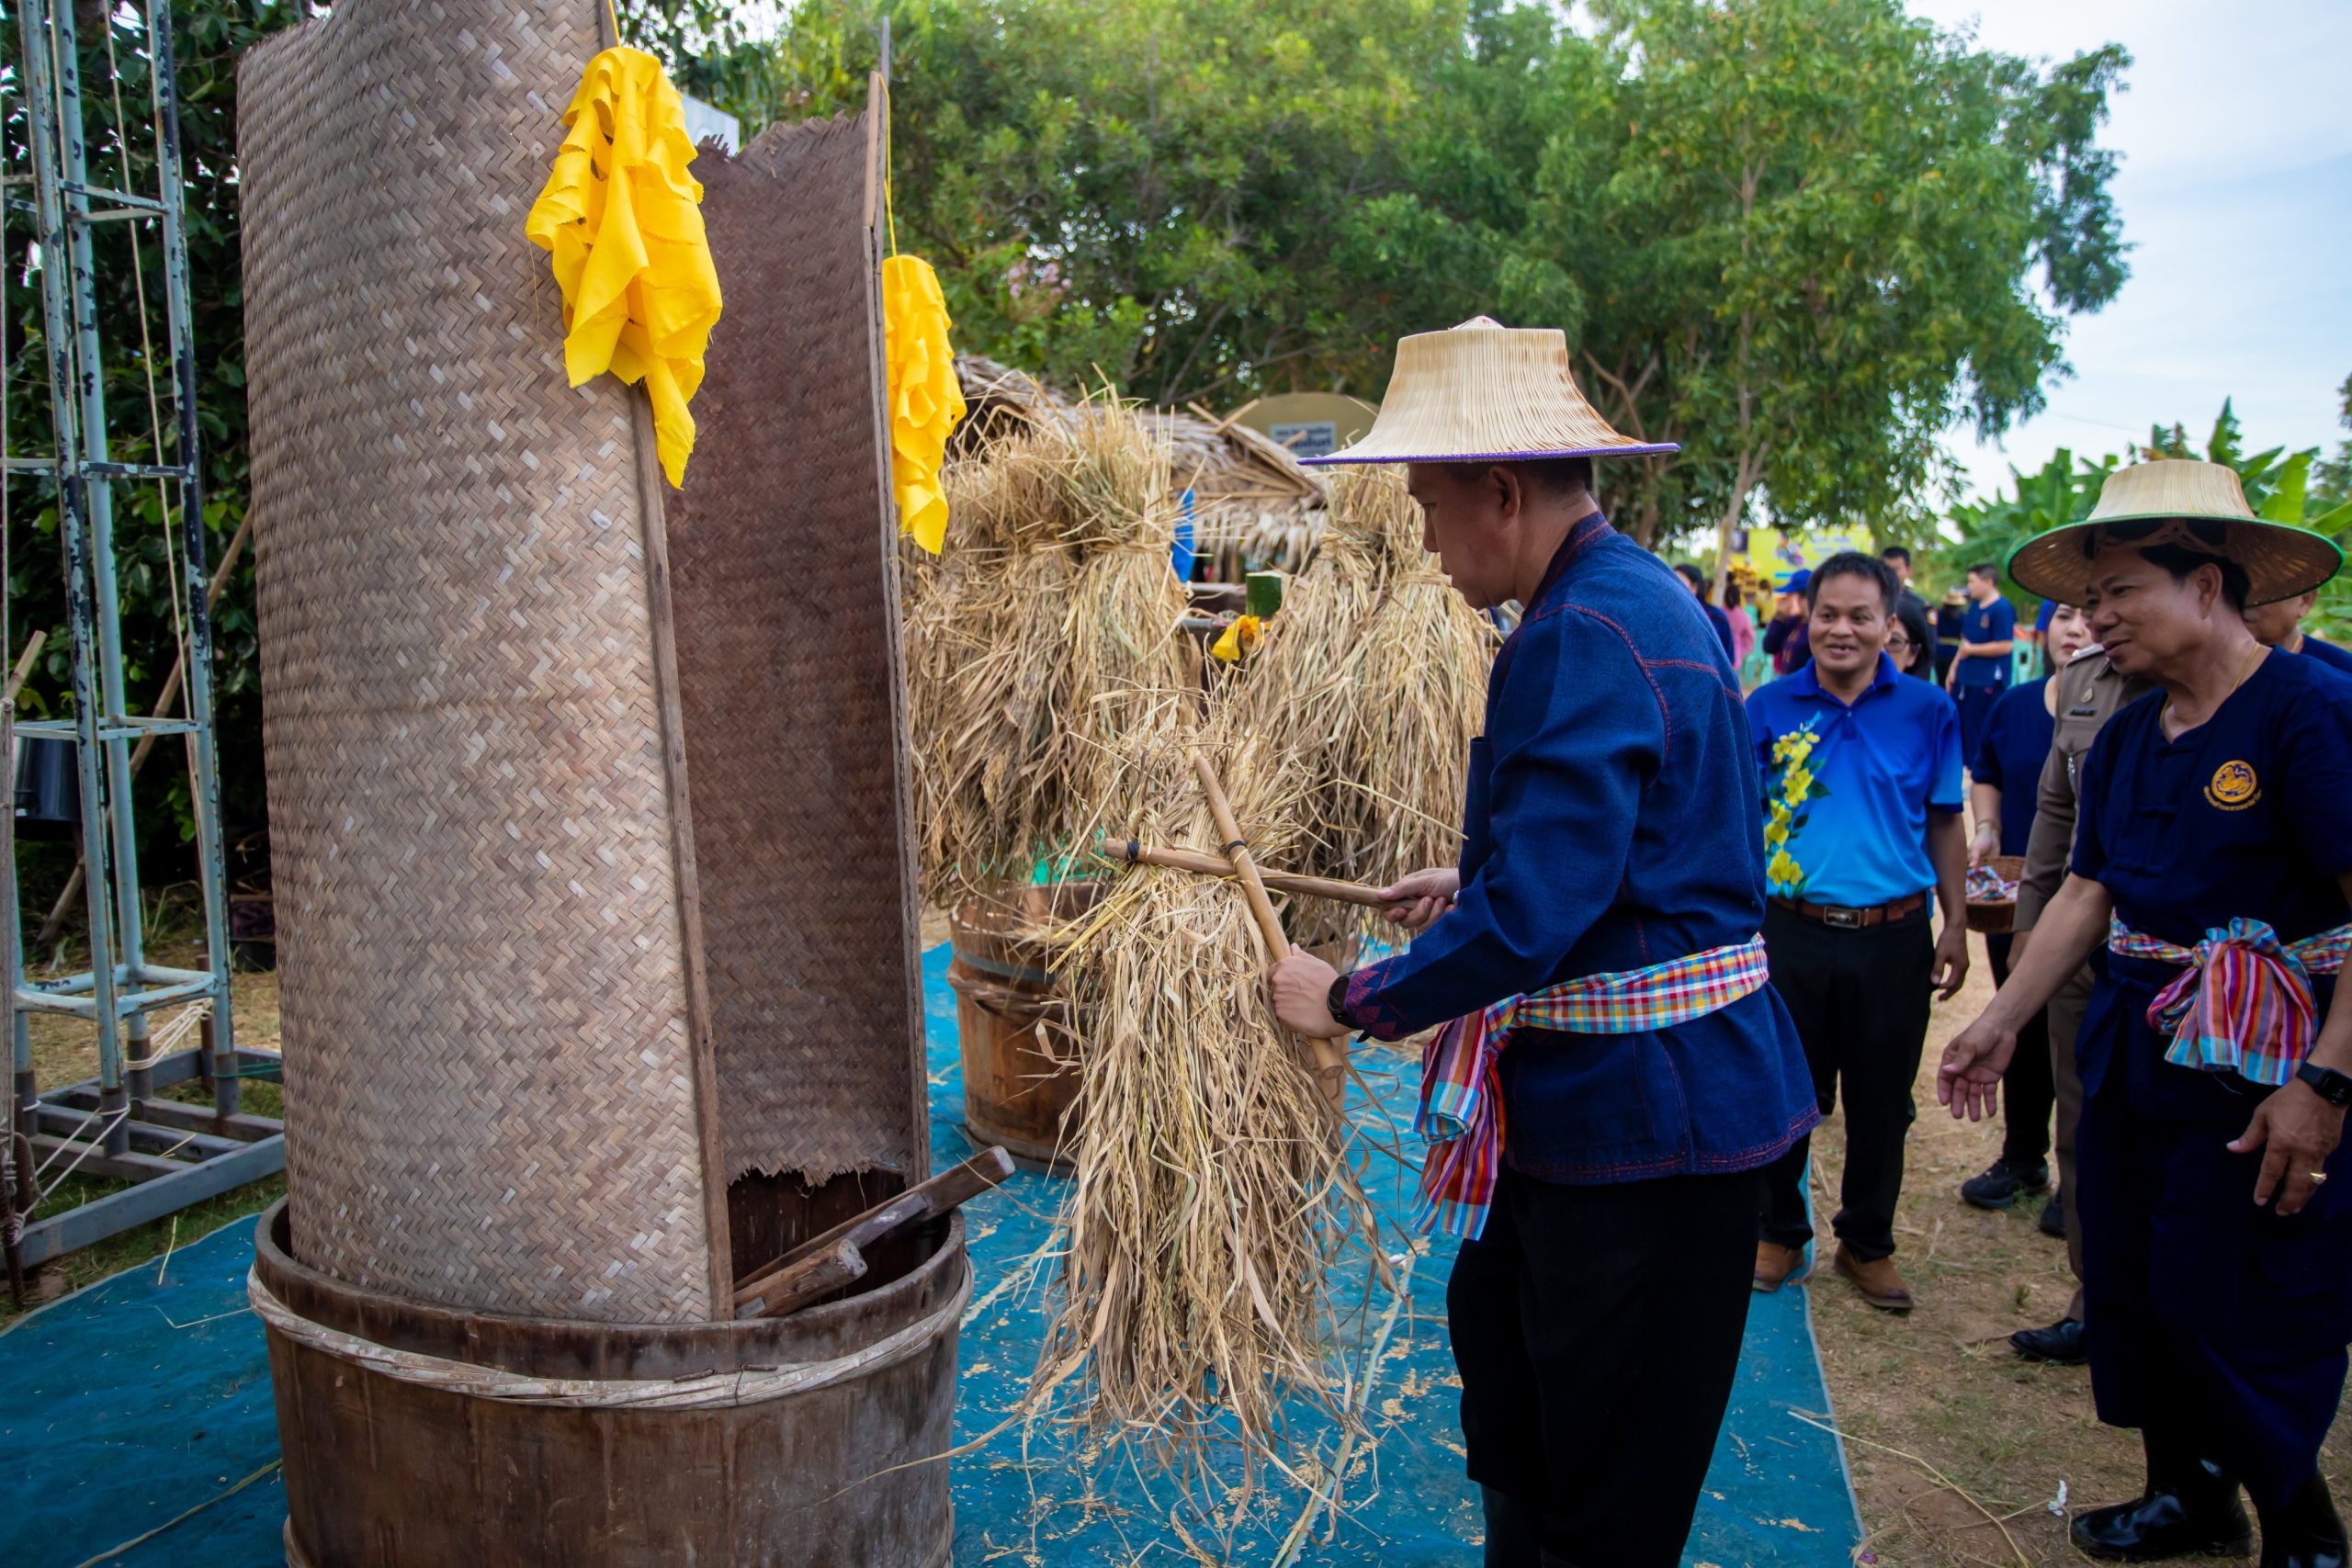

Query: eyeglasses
left=1885, top=632, right=1914, bottom=654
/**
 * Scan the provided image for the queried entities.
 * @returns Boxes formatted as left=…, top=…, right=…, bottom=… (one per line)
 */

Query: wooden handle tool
left=733, top=1146, right=1016, bottom=1319
left=1189, top=754, right=1351, bottom=1091
left=1102, top=837, right=1390, bottom=910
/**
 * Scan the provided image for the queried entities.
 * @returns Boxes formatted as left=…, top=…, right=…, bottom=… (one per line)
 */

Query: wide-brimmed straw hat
left=1299, top=316, right=1679, bottom=467
left=2006, top=458, right=2343, bottom=609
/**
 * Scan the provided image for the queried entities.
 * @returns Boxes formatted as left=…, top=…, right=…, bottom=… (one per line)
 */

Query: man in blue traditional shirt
left=1747, top=552, right=1971, bottom=1313
left=1266, top=317, right=1817, bottom=1568
left=1942, top=460, right=2352, bottom=1566
left=1948, top=560, right=2018, bottom=762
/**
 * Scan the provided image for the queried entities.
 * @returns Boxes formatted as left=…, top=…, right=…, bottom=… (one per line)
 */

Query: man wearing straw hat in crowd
left=1268, top=317, right=1818, bottom=1568
left=1939, top=459, right=2352, bottom=1566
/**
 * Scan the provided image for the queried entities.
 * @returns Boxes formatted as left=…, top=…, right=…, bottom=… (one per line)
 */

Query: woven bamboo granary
left=240, top=0, right=956, bottom=1559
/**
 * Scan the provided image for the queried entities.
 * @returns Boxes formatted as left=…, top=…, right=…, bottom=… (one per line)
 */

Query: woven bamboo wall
left=238, top=0, right=727, bottom=1321
left=665, top=95, right=930, bottom=1189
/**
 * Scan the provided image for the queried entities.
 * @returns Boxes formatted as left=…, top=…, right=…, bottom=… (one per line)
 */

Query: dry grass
left=1812, top=931, right=2352, bottom=1565
left=904, top=398, right=1193, bottom=901
left=1029, top=715, right=1396, bottom=1520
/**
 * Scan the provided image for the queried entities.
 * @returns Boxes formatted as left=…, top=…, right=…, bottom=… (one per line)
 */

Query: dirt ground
left=1812, top=927, right=2352, bottom=1566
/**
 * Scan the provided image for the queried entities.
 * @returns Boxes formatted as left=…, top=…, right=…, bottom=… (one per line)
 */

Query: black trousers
left=1451, top=1165, right=1759, bottom=1568
left=1984, top=933, right=2054, bottom=1168
left=1758, top=901, right=1934, bottom=1260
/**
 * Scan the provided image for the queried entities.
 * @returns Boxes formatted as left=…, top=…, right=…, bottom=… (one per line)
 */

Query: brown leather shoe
left=1753, top=1241, right=1808, bottom=1292
left=1835, top=1245, right=1916, bottom=1312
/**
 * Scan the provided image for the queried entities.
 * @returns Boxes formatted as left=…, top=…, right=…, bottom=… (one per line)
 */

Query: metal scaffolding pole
left=4, top=0, right=279, bottom=1267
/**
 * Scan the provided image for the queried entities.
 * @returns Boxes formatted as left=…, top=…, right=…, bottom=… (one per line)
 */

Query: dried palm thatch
left=1032, top=711, right=1392, bottom=1505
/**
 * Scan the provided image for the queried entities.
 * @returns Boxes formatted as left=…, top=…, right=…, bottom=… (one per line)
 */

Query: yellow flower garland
left=525, top=47, right=722, bottom=489
left=882, top=254, right=967, bottom=553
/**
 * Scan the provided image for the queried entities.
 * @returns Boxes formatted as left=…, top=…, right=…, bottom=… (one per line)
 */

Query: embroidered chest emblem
left=2205, top=760, right=2260, bottom=811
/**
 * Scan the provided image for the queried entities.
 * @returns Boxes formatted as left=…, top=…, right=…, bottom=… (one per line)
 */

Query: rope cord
left=247, top=1258, right=973, bottom=1410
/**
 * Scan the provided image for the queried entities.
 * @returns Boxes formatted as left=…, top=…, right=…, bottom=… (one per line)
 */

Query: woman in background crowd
left=1956, top=600, right=2095, bottom=1222
left=1888, top=598, right=1936, bottom=680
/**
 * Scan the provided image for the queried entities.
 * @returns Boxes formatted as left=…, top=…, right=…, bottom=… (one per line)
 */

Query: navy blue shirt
left=2073, top=650, right=2352, bottom=1111
left=1971, top=677, right=2056, bottom=854
left=2301, top=634, right=2352, bottom=676
left=1702, top=601, right=1736, bottom=660
left=1955, top=596, right=2016, bottom=684
left=1340, top=514, right=1817, bottom=1185
left=1746, top=654, right=1964, bottom=907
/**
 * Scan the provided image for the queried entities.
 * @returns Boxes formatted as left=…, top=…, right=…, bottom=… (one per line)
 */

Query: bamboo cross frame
left=1189, top=754, right=1351, bottom=1083
left=1102, top=837, right=1389, bottom=910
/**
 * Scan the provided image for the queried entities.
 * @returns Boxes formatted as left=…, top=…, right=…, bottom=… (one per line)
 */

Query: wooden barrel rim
left=251, top=1199, right=966, bottom=1382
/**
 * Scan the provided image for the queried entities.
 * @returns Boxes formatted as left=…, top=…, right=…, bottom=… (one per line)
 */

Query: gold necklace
left=2162, top=640, right=2266, bottom=739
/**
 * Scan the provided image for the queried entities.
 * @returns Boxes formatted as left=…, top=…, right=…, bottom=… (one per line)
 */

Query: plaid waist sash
left=2108, top=917, right=2352, bottom=1087
left=1412, top=935, right=1770, bottom=1239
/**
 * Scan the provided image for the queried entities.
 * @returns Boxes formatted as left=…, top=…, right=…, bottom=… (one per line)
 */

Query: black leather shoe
left=2011, top=1316, right=2086, bottom=1365
left=2072, top=1459, right=2253, bottom=1561
left=2039, top=1195, right=2066, bottom=1238
left=1962, top=1157, right=2050, bottom=1210
left=2258, top=1473, right=2349, bottom=1568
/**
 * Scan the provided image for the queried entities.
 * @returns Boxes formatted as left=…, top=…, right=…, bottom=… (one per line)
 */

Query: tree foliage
left=710, top=0, right=2131, bottom=550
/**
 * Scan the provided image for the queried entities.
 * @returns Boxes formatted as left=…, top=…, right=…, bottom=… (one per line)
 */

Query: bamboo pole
left=1102, top=837, right=1389, bottom=910
left=1189, top=754, right=1350, bottom=1089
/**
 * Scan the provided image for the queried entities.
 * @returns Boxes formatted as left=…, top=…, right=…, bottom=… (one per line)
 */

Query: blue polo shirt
left=1955, top=595, right=2016, bottom=684
left=1746, top=652, right=1963, bottom=908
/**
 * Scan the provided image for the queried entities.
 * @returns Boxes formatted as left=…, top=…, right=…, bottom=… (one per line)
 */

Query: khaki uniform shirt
left=2015, top=648, right=2155, bottom=931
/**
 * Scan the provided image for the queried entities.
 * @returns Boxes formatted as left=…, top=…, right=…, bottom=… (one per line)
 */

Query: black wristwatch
left=2296, top=1062, right=2352, bottom=1108
left=1326, top=976, right=1357, bottom=1032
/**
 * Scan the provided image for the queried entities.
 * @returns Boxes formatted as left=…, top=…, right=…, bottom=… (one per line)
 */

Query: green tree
left=1542, top=0, right=2129, bottom=551
left=2312, top=372, right=2352, bottom=516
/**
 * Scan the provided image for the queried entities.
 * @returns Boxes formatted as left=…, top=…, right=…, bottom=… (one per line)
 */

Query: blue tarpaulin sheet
left=2, top=943, right=1860, bottom=1566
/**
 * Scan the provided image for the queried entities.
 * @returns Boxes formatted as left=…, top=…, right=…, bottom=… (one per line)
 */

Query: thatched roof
left=951, top=355, right=1328, bottom=574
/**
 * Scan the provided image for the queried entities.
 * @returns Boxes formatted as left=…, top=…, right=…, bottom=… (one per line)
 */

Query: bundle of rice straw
left=1347, top=466, right=1498, bottom=883
left=901, top=462, right=1074, bottom=897
left=1231, top=467, right=1495, bottom=934
left=1032, top=711, right=1392, bottom=1504
left=901, top=396, right=1192, bottom=900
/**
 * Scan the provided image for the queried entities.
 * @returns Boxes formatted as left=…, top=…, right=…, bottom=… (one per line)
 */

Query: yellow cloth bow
left=1211, top=615, right=1264, bottom=663
left=525, top=47, right=721, bottom=489
left=882, top=254, right=967, bottom=553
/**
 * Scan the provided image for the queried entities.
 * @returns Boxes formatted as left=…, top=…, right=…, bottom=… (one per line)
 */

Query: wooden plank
left=28, top=1133, right=198, bottom=1181
left=46, top=1084, right=283, bottom=1143
left=31, top=1102, right=244, bottom=1156
left=14, top=1134, right=284, bottom=1266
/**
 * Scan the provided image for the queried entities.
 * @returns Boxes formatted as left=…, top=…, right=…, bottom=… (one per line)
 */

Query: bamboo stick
left=1191, top=754, right=1349, bottom=1081
left=1101, top=837, right=1390, bottom=910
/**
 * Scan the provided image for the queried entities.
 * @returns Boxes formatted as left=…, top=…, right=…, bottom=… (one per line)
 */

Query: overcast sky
left=1908, top=0, right=2352, bottom=506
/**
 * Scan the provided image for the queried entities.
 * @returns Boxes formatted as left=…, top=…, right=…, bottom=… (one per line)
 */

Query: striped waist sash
left=2107, top=917, right=2352, bottom=1087
left=1413, top=936, right=1770, bottom=1240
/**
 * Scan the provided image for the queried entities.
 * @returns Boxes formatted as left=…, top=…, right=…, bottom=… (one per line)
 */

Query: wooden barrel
left=946, top=887, right=1100, bottom=1173
left=252, top=1199, right=966, bottom=1567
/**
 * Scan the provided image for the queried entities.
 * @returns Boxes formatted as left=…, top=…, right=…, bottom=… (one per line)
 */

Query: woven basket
left=1965, top=854, right=2029, bottom=935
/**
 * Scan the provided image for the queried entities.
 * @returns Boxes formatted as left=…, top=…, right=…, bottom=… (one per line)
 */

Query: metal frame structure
left=6, top=0, right=282, bottom=1271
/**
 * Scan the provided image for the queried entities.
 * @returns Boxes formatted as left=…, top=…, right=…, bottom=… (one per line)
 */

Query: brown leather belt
left=1770, top=892, right=1927, bottom=930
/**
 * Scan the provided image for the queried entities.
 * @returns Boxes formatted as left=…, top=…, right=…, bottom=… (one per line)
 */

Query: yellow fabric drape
left=882, top=254, right=967, bottom=554
left=525, top=47, right=721, bottom=489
